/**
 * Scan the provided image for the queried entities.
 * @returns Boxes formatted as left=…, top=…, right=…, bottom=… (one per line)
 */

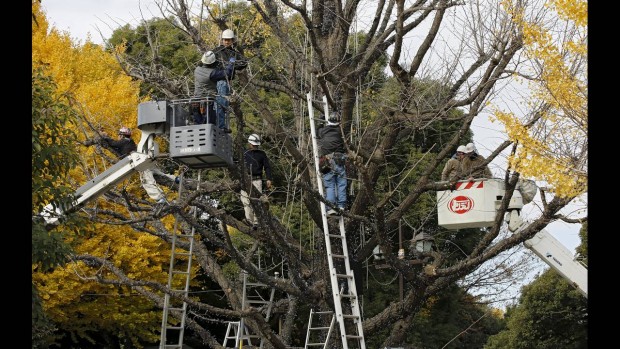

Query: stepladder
left=222, top=271, right=278, bottom=348
left=223, top=320, right=259, bottom=348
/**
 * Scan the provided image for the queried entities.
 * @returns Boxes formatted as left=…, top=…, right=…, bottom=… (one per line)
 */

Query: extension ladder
left=159, top=173, right=197, bottom=349
left=305, top=93, right=366, bottom=349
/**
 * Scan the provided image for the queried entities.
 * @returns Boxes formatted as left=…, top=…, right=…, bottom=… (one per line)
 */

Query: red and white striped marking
left=455, top=181, right=484, bottom=190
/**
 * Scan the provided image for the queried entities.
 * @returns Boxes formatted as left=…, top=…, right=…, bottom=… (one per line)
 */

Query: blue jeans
left=216, top=80, right=229, bottom=129
left=322, top=157, right=347, bottom=209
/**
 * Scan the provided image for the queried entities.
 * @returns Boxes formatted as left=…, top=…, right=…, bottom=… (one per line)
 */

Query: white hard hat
left=201, top=51, right=216, bottom=65
left=456, top=145, right=466, bottom=153
left=248, top=134, right=261, bottom=146
left=464, top=143, right=476, bottom=153
left=326, top=111, right=341, bottom=126
left=118, top=127, right=131, bottom=136
left=221, top=29, right=235, bottom=40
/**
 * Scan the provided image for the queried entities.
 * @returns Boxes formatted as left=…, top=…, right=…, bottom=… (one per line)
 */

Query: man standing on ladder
left=317, top=111, right=347, bottom=217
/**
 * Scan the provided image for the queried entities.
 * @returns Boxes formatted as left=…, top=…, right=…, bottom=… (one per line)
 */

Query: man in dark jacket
left=212, top=29, right=247, bottom=131
left=99, top=127, right=137, bottom=158
left=317, top=111, right=347, bottom=216
left=241, top=134, right=273, bottom=229
left=193, top=50, right=234, bottom=129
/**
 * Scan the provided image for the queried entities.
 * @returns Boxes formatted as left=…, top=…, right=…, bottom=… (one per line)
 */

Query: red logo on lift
left=448, top=196, right=474, bottom=214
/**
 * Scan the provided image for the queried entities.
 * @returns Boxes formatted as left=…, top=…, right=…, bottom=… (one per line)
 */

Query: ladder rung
left=165, top=325, right=183, bottom=330
left=174, top=251, right=191, bottom=256
left=328, top=233, right=344, bottom=238
left=306, top=343, right=328, bottom=346
left=245, top=282, right=268, bottom=287
left=343, top=314, right=360, bottom=319
left=173, top=234, right=193, bottom=239
left=312, top=311, right=334, bottom=315
left=340, top=293, right=356, bottom=298
left=172, top=270, right=190, bottom=275
left=331, top=253, right=347, bottom=259
left=310, top=326, right=331, bottom=330
left=247, top=300, right=271, bottom=304
left=345, top=334, right=363, bottom=339
left=335, top=273, right=353, bottom=279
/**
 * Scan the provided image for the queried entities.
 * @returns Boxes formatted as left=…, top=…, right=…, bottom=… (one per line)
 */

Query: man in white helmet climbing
left=192, top=50, right=235, bottom=130
left=240, top=133, right=273, bottom=229
left=211, top=29, right=248, bottom=132
left=317, top=111, right=348, bottom=217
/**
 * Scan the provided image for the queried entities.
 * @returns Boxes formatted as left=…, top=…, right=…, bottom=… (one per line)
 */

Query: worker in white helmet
left=96, top=126, right=137, bottom=159
left=460, top=142, right=493, bottom=180
left=240, top=134, right=273, bottom=230
left=211, top=29, right=248, bottom=132
left=192, top=50, right=235, bottom=129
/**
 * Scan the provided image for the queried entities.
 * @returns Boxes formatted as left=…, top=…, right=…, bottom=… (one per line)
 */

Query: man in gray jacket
left=192, top=51, right=234, bottom=130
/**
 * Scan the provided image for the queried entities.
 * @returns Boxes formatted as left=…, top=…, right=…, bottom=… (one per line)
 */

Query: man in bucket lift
left=86, top=127, right=178, bottom=215
left=460, top=143, right=493, bottom=180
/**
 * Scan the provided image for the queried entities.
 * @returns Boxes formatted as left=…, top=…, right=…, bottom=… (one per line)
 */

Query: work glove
left=226, top=64, right=235, bottom=79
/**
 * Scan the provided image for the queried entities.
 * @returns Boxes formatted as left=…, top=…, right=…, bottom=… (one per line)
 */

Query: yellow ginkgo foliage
left=32, top=2, right=183, bottom=346
left=492, top=0, right=587, bottom=198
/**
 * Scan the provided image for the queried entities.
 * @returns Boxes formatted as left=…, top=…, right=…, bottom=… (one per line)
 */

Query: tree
left=491, top=0, right=587, bottom=198
left=31, top=65, right=81, bottom=349
left=32, top=2, right=174, bottom=347
left=34, top=0, right=587, bottom=347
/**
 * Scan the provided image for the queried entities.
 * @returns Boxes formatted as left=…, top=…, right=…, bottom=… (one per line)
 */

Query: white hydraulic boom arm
left=39, top=124, right=164, bottom=226
left=506, top=210, right=587, bottom=298
left=522, top=228, right=587, bottom=298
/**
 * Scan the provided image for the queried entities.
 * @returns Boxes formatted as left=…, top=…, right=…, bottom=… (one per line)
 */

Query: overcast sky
left=40, top=0, right=584, bottom=255
left=42, top=0, right=159, bottom=45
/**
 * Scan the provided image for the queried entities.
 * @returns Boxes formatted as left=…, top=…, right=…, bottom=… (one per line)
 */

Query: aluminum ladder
left=159, top=173, right=198, bottom=349
left=305, top=93, right=366, bottom=349
left=304, top=309, right=336, bottom=348
left=223, top=271, right=278, bottom=348
left=223, top=321, right=255, bottom=348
